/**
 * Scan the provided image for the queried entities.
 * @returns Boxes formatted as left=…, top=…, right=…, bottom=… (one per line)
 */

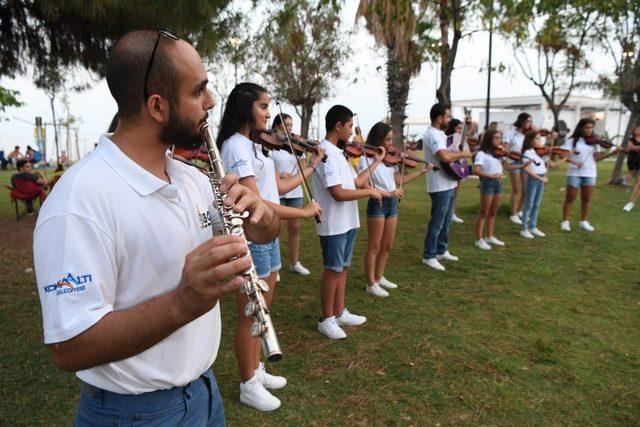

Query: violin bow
left=275, top=102, right=322, bottom=224
left=353, top=114, right=381, bottom=205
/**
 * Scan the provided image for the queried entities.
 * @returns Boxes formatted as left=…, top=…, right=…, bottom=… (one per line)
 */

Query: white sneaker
left=475, top=239, right=492, bottom=250
left=560, top=220, right=571, bottom=232
left=317, top=316, right=346, bottom=339
left=365, top=283, right=389, bottom=298
left=289, top=261, right=310, bottom=276
left=276, top=272, right=280, bottom=282
left=422, top=258, right=445, bottom=271
left=530, top=228, right=546, bottom=237
left=579, top=220, right=594, bottom=232
left=520, top=230, right=535, bottom=239
left=239, top=376, right=281, bottom=411
left=510, top=214, right=522, bottom=225
left=451, top=213, right=464, bottom=224
left=378, top=276, right=398, bottom=289
left=623, top=202, right=634, bottom=212
left=436, top=251, right=459, bottom=262
left=517, top=211, right=523, bottom=218
left=336, top=308, right=367, bottom=326
left=255, top=362, right=286, bottom=390
left=484, top=236, right=505, bottom=246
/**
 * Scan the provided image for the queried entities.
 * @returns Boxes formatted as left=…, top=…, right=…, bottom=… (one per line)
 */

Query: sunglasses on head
left=143, top=28, right=180, bottom=102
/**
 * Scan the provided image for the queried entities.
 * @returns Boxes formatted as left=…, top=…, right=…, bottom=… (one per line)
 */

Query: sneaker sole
left=240, top=396, right=281, bottom=411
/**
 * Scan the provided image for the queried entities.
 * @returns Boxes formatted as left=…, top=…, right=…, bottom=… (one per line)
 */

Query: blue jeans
left=248, top=238, right=281, bottom=278
left=74, top=370, right=225, bottom=426
left=423, top=189, right=455, bottom=259
left=319, top=228, right=357, bottom=272
left=521, top=175, right=545, bottom=230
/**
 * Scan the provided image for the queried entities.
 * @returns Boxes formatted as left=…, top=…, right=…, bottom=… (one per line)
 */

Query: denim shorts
left=567, top=175, right=596, bottom=188
left=248, top=238, right=281, bottom=278
left=480, top=178, right=503, bottom=196
left=279, top=197, right=303, bottom=208
left=319, top=228, right=357, bottom=273
left=366, top=197, right=399, bottom=218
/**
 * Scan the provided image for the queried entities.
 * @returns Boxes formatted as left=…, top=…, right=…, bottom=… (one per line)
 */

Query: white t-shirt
left=503, top=127, right=526, bottom=164
left=474, top=151, right=503, bottom=176
left=312, top=140, right=359, bottom=236
left=561, top=137, right=600, bottom=178
left=34, top=135, right=223, bottom=395
left=220, top=132, right=280, bottom=204
left=523, top=148, right=548, bottom=175
left=270, top=149, right=304, bottom=199
left=357, top=156, right=397, bottom=193
left=423, top=127, right=458, bottom=193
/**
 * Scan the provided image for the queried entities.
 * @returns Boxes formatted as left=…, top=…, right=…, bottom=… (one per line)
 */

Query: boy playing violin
left=311, top=105, right=383, bottom=340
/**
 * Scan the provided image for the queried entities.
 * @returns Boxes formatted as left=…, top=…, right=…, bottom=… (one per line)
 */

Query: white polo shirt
left=34, top=135, right=223, bottom=395
left=523, top=148, right=548, bottom=175
left=270, top=149, right=304, bottom=199
left=357, top=156, right=397, bottom=193
left=474, top=150, right=503, bottom=176
left=220, top=132, right=280, bottom=204
left=562, top=137, right=600, bottom=178
left=312, top=140, right=359, bottom=236
left=423, top=127, right=457, bottom=193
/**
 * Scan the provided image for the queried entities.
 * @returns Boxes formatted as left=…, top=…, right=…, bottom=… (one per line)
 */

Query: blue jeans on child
left=521, top=175, right=546, bottom=231
left=422, top=188, right=455, bottom=259
left=74, top=369, right=225, bottom=426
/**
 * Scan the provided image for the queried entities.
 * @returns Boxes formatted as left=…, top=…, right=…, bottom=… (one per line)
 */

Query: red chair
left=3, top=179, right=47, bottom=221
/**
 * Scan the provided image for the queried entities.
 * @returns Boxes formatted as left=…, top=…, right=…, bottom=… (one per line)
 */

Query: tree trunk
left=386, top=50, right=411, bottom=149
left=300, top=102, right=314, bottom=138
left=436, top=0, right=461, bottom=106
left=610, top=108, right=640, bottom=184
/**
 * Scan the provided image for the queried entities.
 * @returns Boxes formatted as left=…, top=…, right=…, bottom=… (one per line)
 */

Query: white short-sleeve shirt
left=503, top=127, right=526, bottom=164
left=34, top=135, right=224, bottom=395
left=312, top=140, right=359, bottom=236
left=523, top=148, right=548, bottom=175
left=270, top=149, right=303, bottom=199
left=561, top=137, right=600, bottom=178
left=357, top=156, right=397, bottom=193
left=423, top=127, right=458, bottom=193
left=474, top=150, right=503, bottom=176
left=220, top=132, right=280, bottom=204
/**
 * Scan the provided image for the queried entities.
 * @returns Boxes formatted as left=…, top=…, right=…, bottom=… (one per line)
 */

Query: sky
left=0, top=0, right=608, bottom=160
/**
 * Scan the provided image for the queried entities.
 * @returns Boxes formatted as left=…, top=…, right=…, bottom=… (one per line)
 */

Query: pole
left=485, top=18, right=493, bottom=130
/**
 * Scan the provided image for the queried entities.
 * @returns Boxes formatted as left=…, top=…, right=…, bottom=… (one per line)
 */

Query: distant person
left=26, top=145, right=43, bottom=166
left=7, top=145, right=23, bottom=168
left=503, top=113, right=533, bottom=225
left=59, top=150, right=70, bottom=167
left=444, top=118, right=465, bottom=224
left=0, top=150, right=8, bottom=169
left=623, top=126, right=640, bottom=212
left=11, top=159, right=47, bottom=214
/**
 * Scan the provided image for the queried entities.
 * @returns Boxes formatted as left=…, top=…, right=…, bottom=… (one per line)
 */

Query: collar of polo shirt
left=96, top=134, right=186, bottom=196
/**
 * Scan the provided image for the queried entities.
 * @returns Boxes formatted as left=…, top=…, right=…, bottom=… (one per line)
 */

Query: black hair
left=325, top=105, right=353, bottom=133
left=55, top=163, right=64, bottom=172
left=106, top=30, right=180, bottom=120
left=108, top=113, right=119, bottom=133
left=479, top=129, right=501, bottom=155
left=366, top=122, right=392, bottom=147
left=26, top=145, right=33, bottom=151
left=445, top=118, right=462, bottom=136
left=216, top=82, right=268, bottom=150
left=16, top=159, right=29, bottom=170
left=272, top=113, right=292, bottom=131
left=513, top=112, right=531, bottom=129
left=569, top=118, right=596, bottom=147
left=430, top=103, right=448, bottom=123
left=14, top=145, right=19, bottom=150
left=521, top=130, right=538, bottom=154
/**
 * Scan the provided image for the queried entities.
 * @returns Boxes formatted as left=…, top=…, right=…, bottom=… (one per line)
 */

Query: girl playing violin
left=360, top=122, right=430, bottom=297
left=559, top=118, right=619, bottom=232
left=503, top=112, right=533, bottom=225
left=473, top=129, right=527, bottom=250
left=623, top=126, right=640, bottom=212
left=519, top=131, right=567, bottom=239
left=216, top=82, right=324, bottom=412
left=445, top=118, right=465, bottom=224
left=270, top=113, right=312, bottom=276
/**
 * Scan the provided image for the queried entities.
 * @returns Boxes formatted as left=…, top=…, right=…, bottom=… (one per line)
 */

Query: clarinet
left=201, top=123, right=283, bottom=363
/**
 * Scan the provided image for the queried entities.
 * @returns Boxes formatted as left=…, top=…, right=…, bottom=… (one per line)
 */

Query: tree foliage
left=0, top=85, right=22, bottom=112
left=256, top=0, right=349, bottom=137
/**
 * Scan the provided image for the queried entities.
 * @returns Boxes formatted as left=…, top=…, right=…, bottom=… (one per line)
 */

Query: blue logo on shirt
left=43, top=273, right=93, bottom=295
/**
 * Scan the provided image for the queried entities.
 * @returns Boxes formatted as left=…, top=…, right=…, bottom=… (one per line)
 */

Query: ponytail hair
left=366, top=122, right=392, bottom=147
left=216, top=82, right=268, bottom=150
left=521, top=130, right=538, bottom=154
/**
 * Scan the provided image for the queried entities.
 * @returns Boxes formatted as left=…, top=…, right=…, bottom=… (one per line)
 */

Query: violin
left=385, top=149, right=439, bottom=170
left=343, top=142, right=384, bottom=159
left=250, top=130, right=327, bottom=162
left=533, top=146, right=578, bottom=156
left=493, top=146, right=524, bottom=162
left=583, top=134, right=615, bottom=149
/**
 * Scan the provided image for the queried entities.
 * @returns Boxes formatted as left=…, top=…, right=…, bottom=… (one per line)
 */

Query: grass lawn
left=0, top=162, right=638, bottom=425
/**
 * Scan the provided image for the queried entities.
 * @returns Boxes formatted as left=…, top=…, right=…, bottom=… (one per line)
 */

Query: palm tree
left=357, top=0, right=424, bottom=148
